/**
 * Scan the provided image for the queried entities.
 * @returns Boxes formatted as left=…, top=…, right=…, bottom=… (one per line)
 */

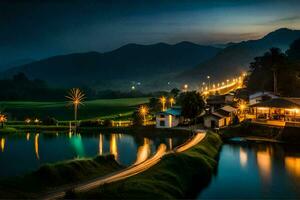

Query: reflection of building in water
left=26, top=133, right=30, bottom=141
left=168, top=138, right=173, bottom=150
left=239, top=147, right=248, bottom=167
left=68, top=131, right=72, bottom=138
left=135, top=138, right=151, bottom=165
left=99, top=133, right=103, bottom=155
left=285, top=156, right=300, bottom=177
left=35, top=134, right=39, bottom=159
left=256, top=147, right=272, bottom=183
left=110, top=134, right=118, bottom=160
left=1, top=138, right=5, bottom=152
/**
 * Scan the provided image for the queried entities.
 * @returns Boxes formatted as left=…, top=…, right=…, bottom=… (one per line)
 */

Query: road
left=41, top=131, right=206, bottom=200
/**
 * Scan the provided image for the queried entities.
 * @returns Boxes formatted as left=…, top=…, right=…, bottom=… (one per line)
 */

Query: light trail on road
left=41, top=131, right=206, bottom=200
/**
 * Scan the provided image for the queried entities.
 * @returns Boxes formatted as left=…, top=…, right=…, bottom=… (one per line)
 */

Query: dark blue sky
left=1, top=0, right=300, bottom=68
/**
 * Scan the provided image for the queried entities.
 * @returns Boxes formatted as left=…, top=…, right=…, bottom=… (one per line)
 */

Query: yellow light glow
left=240, top=148, right=248, bottom=167
left=257, top=149, right=271, bottom=182
left=169, top=97, right=175, bottom=107
left=1, top=138, right=5, bottom=152
left=66, top=88, right=85, bottom=121
left=285, top=156, right=300, bottom=177
left=35, top=134, right=39, bottom=160
left=160, top=96, right=167, bottom=111
left=25, top=118, right=31, bottom=124
left=26, top=132, right=30, bottom=141
left=110, top=134, right=118, bottom=160
left=0, top=114, right=7, bottom=123
left=99, top=133, right=103, bottom=155
left=168, top=115, right=172, bottom=127
left=134, top=138, right=151, bottom=165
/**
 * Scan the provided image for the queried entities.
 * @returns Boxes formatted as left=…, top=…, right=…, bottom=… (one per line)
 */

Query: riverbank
left=72, top=132, right=222, bottom=199
left=2, top=125, right=192, bottom=138
left=220, top=122, right=300, bottom=144
left=0, top=155, right=123, bottom=198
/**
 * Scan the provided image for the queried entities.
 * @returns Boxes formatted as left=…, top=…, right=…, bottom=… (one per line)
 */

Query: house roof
left=157, top=107, right=182, bottom=116
left=221, top=105, right=237, bottom=113
left=204, top=107, right=233, bottom=119
left=249, top=91, right=278, bottom=99
left=250, top=98, right=300, bottom=109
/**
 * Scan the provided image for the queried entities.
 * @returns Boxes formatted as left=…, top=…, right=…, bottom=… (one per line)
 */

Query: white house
left=249, top=91, right=278, bottom=106
left=203, top=105, right=237, bottom=128
left=156, top=107, right=183, bottom=128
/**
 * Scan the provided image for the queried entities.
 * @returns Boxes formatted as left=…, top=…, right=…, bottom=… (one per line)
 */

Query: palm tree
left=66, top=88, right=85, bottom=125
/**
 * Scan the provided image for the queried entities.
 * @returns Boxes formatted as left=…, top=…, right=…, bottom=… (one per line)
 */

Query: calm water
left=198, top=141, right=300, bottom=199
left=0, top=132, right=189, bottom=177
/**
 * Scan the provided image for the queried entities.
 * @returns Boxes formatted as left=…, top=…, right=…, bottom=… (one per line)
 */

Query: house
left=249, top=91, right=278, bottom=106
left=250, top=97, right=300, bottom=122
left=206, top=93, right=234, bottom=110
left=155, top=107, right=183, bottom=128
left=203, top=105, right=237, bottom=128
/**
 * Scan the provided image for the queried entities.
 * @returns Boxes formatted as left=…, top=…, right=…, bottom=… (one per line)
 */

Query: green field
left=0, top=97, right=149, bottom=121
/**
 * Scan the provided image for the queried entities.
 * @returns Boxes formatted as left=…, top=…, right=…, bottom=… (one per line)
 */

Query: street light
left=183, top=84, right=188, bottom=92
left=160, top=96, right=167, bottom=111
left=139, top=105, right=149, bottom=125
left=207, top=76, right=211, bottom=90
left=169, top=97, right=175, bottom=107
left=66, top=88, right=85, bottom=126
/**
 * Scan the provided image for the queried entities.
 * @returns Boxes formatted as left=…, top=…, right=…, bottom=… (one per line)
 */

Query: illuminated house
left=250, top=98, right=300, bottom=122
left=156, top=107, right=183, bottom=128
left=203, top=105, right=237, bottom=128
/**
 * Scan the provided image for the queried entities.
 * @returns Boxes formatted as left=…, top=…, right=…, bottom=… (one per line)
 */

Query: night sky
left=1, top=0, right=300, bottom=68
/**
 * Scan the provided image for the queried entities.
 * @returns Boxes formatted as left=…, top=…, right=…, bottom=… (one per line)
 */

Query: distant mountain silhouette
left=0, top=58, right=35, bottom=70
left=177, top=28, right=300, bottom=86
left=1, top=42, right=220, bottom=89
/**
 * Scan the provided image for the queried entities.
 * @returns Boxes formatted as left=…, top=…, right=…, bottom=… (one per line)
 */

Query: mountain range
left=1, top=28, right=300, bottom=91
left=177, top=28, right=300, bottom=86
left=0, top=42, right=220, bottom=90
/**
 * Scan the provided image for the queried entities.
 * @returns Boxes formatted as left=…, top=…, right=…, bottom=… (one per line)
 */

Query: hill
left=177, top=28, right=300, bottom=86
left=1, top=42, right=220, bottom=90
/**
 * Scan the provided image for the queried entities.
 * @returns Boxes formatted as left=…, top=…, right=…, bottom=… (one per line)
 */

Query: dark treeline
left=0, top=73, right=171, bottom=101
left=0, top=73, right=66, bottom=101
left=246, top=38, right=300, bottom=96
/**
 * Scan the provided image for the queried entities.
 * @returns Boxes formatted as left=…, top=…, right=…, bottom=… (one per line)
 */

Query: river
left=197, top=140, right=300, bottom=199
left=0, top=132, right=190, bottom=177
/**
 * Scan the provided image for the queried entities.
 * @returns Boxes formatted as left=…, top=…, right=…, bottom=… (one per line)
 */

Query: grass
left=0, top=97, right=149, bottom=121
left=0, top=127, right=18, bottom=134
left=0, top=155, right=124, bottom=198
left=75, top=132, right=222, bottom=199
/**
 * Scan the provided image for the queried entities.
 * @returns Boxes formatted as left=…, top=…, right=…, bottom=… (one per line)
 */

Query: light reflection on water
left=198, top=142, right=300, bottom=199
left=0, top=132, right=189, bottom=177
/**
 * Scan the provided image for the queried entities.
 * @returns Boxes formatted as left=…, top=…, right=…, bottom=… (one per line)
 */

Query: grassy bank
left=0, top=97, right=149, bottom=121
left=220, top=122, right=300, bottom=143
left=221, top=122, right=282, bottom=139
left=73, top=132, right=222, bottom=199
left=0, top=127, right=18, bottom=134
left=0, top=155, right=123, bottom=198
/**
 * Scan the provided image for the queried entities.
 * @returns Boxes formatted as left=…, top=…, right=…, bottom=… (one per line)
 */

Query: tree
left=179, top=91, right=205, bottom=121
left=247, top=48, right=287, bottom=95
left=170, top=88, right=180, bottom=97
left=286, top=38, right=300, bottom=62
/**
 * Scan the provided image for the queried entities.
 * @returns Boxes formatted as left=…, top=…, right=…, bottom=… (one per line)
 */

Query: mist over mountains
left=1, top=28, right=300, bottom=91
